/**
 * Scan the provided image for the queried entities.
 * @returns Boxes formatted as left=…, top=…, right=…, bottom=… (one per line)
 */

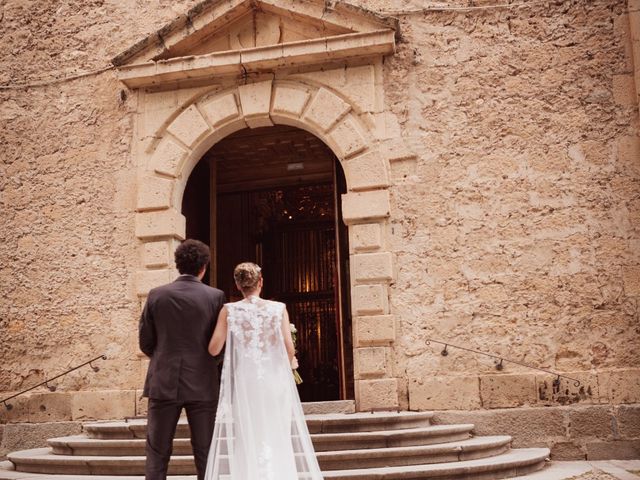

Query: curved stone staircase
left=0, top=404, right=550, bottom=479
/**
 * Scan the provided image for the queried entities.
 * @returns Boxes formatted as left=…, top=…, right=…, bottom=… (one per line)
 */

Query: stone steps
left=10, top=436, right=512, bottom=473
left=82, top=411, right=435, bottom=439
left=0, top=449, right=550, bottom=479
left=1, top=409, right=551, bottom=479
left=49, top=424, right=475, bottom=455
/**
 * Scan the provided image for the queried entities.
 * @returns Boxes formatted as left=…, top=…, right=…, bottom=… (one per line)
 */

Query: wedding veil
left=204, top=298, right=323, bottom=480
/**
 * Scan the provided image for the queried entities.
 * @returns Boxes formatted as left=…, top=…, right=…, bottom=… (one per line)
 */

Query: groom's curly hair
left=175, top=239, right=210, bottom=276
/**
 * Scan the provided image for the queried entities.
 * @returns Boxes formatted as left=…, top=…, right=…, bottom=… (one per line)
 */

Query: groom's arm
left=139, top=296, right=156, bottom=357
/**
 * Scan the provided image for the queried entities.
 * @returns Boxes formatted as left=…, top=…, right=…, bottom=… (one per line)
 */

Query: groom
left=139, top=239, right=225, bottom=480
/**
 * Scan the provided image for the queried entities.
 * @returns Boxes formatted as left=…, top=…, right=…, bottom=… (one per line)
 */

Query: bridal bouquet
left=290, top=323, right=303, bottom=385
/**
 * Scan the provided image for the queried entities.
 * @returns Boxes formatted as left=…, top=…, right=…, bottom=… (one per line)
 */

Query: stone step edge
left=0, top=449, right=550, bottom=479
left=10, top=436, right=512, bottom=465
left=302, top=400, right=356, bottom=415
left=52, top=424, right=475, bottom=447
left=83, top=411, right=435, bottom=436
left=84, top=411, right=435, bottom=429
left=45, top=435, right=512, bottom=461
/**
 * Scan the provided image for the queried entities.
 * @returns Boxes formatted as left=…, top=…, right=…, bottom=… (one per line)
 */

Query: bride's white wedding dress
left=204, top=296, right=323, bottom=480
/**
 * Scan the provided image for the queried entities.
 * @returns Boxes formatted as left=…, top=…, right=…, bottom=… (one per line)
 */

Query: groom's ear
left=198, top=265, right=207, bottom=279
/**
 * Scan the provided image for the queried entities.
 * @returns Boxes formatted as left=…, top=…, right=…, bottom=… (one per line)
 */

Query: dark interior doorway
left=182, top=125, right=353, bottom=402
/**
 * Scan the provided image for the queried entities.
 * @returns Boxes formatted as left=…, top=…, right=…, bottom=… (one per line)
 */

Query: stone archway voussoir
left=302, top=87, right=351, bottom=133
left=198, top=91, right=241, bottom=128
left=272, top=84, right=311, bottom=118
left=238, top=80, right=274, bottom=128
left=329, top=115, right=368, bottom=160
left=166, top=104, right=212, bottom=148
left=151, top=138, right=189, bottom=178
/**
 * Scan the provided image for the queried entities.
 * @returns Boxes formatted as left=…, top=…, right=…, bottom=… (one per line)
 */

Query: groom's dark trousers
left=139, top=275, right=225, bottom=480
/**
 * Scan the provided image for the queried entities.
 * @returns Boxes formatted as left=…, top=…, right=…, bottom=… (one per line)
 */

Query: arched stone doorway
left=131, top=78, right=404, bottom=411
left=182, top=125, right=354, bottom=401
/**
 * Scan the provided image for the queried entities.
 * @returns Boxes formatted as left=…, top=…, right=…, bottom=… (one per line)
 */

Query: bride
left=205, top=262, right=323, bottom=480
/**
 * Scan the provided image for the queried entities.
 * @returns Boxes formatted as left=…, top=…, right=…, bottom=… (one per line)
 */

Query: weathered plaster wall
left=382, top=0, right=640, bottom=413
left=0, top=0, right=203, bottom=411
left=0, top=0, right=638, bottom=460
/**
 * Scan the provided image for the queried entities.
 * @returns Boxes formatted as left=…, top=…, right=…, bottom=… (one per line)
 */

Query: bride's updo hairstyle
left=234, top=262, right=262, bottom=293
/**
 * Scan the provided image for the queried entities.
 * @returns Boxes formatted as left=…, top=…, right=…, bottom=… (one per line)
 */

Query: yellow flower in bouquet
left=290, top=323, right=303, bottom=385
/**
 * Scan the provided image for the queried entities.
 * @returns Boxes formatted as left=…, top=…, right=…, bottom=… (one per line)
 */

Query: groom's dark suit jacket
left=139, top=275, right=225, bottom=401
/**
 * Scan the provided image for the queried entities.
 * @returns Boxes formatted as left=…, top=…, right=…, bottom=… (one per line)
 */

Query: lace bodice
left=226, top=297, right=285, bottom=379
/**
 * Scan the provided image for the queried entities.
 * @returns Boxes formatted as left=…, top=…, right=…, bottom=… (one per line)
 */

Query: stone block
left=302, top=88, right=351, bottom=132
left=142, top=240, right=172, bottom=268
left=343, top=151, right=389, bottom=191
left=136, top=390, right=148, bottom=417
left=617, top=405, right=640, bottom=438
left=352, top=252, right=394, bottom=282
left=357, top=378, right=399, bottom=411
left=344, top=65, right=376, bottom=113
left=355, top=347, right=389, bottom=378
left=622, top=266, right=640, bottom=296
left=568, top=406, right=614, bottom=440
left=613, top=74, right=637, bottom=105
left=352, top=284, right=388, bottom=315
left=329, top=116, right=367, bottom=159
left=586, top=440, right=640, bottom=460
left=136, top=269, right=174, bottom=296
left=389, top=156, right=418, bottom=181
left=135, top=209, right=186, bottom=240
left=151, top=139, right=188, bottom=178
left=480, top=374, right=537, bottom=408
left=238, top=80, right=273, bottom=128
left=350, top=223, right=383, bottom=252
left=71, top=390, right=136, bottom=421
left=0, top=395, right=31, bottom=424
left=550, top=441, right=586, bottom=460
left=199, top=93, right=240, bottom=128
left=166, top=105, right=210, bottom=147
left=354, top=315, right=396, bottom=346
left=599, top=369, right=640, bottom=403
left=617, top=135, right=640, bottom=166
left=136, top=175, right=173, bottom=211
left=25, top=392, right=73, bottom=423
left=536, top=372, right=599, bottom=406
left=342, top=190, right=390, bottom=223
left=0, top=392, right=71, bottom=423
left=382, top=140, right=417, bottom=163
left=410, top=376, right=481, bottom=410
left=271, top=86, right=310, bottom=117
left=0, top=422, right=82, bottom=459
left=432, top=406, right=566, bottom=446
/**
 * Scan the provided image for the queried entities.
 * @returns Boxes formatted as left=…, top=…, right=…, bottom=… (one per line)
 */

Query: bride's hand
left=291, top=356, right=299, bottom=370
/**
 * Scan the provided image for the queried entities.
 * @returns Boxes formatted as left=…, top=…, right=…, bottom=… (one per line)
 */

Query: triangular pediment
left=113, top=0, right=398, bottom=87
left=154, top=9, right=353, bottom=61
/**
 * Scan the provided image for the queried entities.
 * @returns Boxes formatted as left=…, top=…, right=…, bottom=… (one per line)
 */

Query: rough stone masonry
left=0, top=0, right=638, bottom=460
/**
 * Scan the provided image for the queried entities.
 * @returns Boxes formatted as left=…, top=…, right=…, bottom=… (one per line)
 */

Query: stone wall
left=0, top=0, right=638, bottom=461
left=0, top=0, right=201, bottom=406
left=382, top=0, right=640, bottom=412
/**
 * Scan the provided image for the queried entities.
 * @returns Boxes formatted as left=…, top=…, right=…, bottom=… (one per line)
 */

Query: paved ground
left=1, top=460, right=639, bottom=479
left=510, top=460, right=640, bottom=480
